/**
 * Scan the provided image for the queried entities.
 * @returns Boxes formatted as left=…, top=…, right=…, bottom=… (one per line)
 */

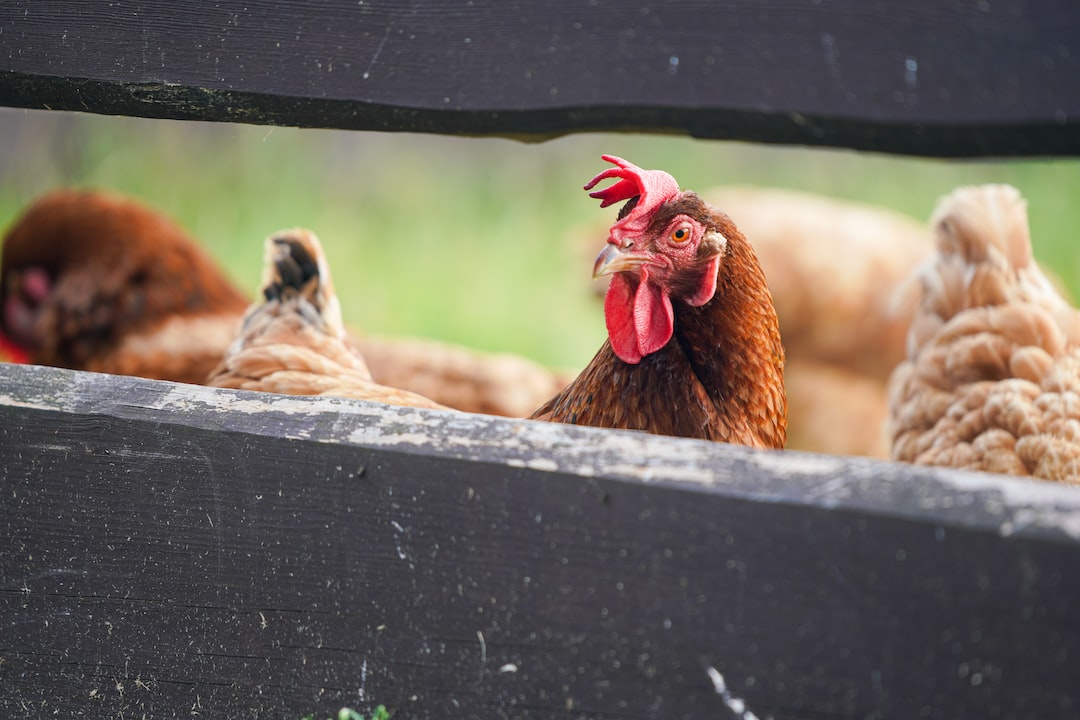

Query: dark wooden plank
left=1, top=0, right=1078, bottom=156
left=2, top=363, right=1079, bottom=719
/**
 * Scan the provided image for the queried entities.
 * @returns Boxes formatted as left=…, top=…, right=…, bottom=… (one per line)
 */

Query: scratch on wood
left=476, top=630, right=486, bottom=684
left=362, top=27, right=392, bottom=80
left=707, top=666, right=760, bottom=720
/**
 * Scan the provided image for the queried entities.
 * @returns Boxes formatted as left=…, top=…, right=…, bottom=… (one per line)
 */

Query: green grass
left=301, top=705, right=389, bottom=720
left=2, top=107, right=1079, bottom=370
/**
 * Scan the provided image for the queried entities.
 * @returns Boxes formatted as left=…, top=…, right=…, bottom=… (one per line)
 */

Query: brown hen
left=532, top=156, right=787, bottom=448
left=567, top=184, right=931, bottom=457
left=1, top=189, right=248, bottom=383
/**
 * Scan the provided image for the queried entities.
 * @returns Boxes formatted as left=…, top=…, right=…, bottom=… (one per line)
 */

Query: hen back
left=888, top=185, right=1080, bottom=482
left=206, top=229, right=447, bottom=411
left=355, top=335, right=571, bottom=417
left=0, top=189, right=248, bottom=383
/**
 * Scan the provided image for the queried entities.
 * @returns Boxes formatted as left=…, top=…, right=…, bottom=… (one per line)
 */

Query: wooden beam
left=2, top=363, right=1079, bottom=718
left=1, top=1, right=1078, bottom=156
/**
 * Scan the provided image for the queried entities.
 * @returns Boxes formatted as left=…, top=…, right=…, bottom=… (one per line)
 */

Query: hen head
left=587, top=155, right=727, bottom=364
left=0, top=265, right=49, bottom=361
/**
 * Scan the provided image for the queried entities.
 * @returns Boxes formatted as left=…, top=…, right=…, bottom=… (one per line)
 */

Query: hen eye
left=670, top=226, right=691, bottom=243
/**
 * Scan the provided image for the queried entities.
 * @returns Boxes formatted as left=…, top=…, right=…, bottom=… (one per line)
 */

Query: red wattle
left=604, top=270, right=674, bottom=365
left=634, top=277, right=674, bottom=357
left=604, top=273, right=641, bottom=364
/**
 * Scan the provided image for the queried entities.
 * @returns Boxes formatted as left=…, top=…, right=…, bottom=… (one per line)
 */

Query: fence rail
left=1, top=1, right=1079, bottom=155
left=2, top=363, right=1079, bottom=718
left=3, top=2, right=1080, bottom=718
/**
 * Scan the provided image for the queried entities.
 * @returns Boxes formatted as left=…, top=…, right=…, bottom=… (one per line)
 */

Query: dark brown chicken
left=532, top=156, right=787, bottom=448
left=0, top=189, right=249, bottom=383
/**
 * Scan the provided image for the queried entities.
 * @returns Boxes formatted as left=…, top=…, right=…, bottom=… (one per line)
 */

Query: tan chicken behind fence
left=888, top=184, right=1080, bottom=483
left=206, top=228, right=449, bottom=410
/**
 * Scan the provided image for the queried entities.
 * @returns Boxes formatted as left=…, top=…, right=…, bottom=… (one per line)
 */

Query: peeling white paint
left=5, top=363, right=1080, bottom=541
left=357, top=657, right=368, bottom=703
left=476, top=630, right=486, bottom=682
left=904, top=56, right=918, bottom=89
left=524, top=458, right=559, bottom=472
left=749, top=449, right=847, bottom=478
left=606, top=462, right=715, bottom=486
left=24, top=442, right=78, bottom=454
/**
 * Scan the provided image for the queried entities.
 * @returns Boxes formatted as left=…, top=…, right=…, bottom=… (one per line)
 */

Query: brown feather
left=533, top=195, right=787, bottom=448
left=1, top=189, right=249, bottom=383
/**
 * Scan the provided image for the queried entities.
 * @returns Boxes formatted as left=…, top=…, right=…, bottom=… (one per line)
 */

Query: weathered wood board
left=1, top=1, right=1079, bottom=156
left=2, top=363, right=1079, bottom=719
left=2, top=2, right=1079, bottom=717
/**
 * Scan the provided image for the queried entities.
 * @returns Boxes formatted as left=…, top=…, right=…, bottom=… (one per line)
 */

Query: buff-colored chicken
left=355, top=336, right=570, bottom=417
left=207, top=229, right=448, bottom=410
left=889, top=185, right=1080, bottom=483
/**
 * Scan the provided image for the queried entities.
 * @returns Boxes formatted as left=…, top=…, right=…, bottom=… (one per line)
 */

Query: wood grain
left=2, top=363, right=1079, bottom=718
left=1, top=0, right=1078, bottom=155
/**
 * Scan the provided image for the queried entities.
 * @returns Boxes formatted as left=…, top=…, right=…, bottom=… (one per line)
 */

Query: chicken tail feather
left=256, top=229, right=346, bottom=339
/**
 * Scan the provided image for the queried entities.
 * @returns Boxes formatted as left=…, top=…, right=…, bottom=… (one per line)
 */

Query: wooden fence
left=2, top=2, right=1080, bottom=718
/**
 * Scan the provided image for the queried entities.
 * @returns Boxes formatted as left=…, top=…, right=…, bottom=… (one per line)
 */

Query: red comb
left=584, top=154, right=680, bottom=214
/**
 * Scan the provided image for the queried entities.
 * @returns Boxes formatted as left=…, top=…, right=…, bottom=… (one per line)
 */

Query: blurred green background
left=1, top=107, right=1078, bottom=370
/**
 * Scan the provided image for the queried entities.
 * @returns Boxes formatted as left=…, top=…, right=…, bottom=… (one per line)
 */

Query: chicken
left=354, top=336, right=571, bottom=418
left=0, top=188, right=566, bottom=416
left=700, top=187, right=931, bottom=379
left=532, top=155, right=787, bottom=448
left=888, top=184, right=1080, bottom=482
left=785, top=360, right=891, bottom=458
left=1, top=189, right=249, bottom=384
left=569, top=185, right=931, bottom=457
left=576, top=186, right=931, bottom=378
left=207, top=228, right=448, bottom=410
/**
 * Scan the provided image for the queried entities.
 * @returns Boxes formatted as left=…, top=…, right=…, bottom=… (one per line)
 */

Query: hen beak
left=593, top=243, right=648, bottom=279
